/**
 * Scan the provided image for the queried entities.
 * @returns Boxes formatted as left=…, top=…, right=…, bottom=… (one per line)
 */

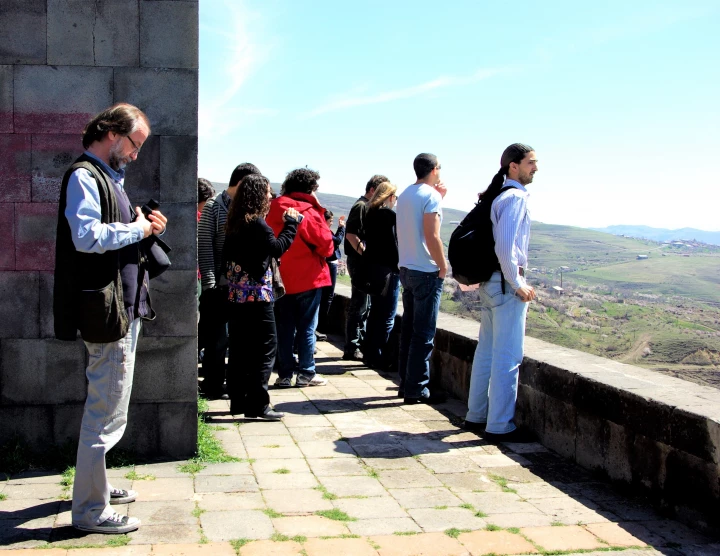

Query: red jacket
left=267, top=192, right=334, bottom=294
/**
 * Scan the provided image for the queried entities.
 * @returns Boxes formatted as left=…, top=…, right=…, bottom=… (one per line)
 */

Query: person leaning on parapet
left=396, top=153, right=448, bottom=405
left=463, top=143, right=538, bottom=443
left=53, top=103, right=168, bottom=534
left=198, top=163, right=261, bottom=399
left=343, top=174, right=389, bottom=360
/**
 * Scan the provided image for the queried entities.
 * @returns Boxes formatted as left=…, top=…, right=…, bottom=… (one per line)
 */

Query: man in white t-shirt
left=395, top=153, right=448, bottom=404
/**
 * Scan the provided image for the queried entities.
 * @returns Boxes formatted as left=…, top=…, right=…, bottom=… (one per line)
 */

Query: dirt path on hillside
left=620, top=333, right=652, bottom=364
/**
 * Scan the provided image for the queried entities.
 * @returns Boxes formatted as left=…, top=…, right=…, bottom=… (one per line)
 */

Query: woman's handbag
left=270, top=257, right=285, bottom=300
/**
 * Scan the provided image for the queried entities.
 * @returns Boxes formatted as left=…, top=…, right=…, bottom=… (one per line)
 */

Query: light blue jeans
left=466, top=272, right=528, bottom=434
left=72, top=318, right=141, bottom=527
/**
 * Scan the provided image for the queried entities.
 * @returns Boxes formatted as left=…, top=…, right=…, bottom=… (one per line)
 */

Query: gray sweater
left=198, top=190, right=231, bottom=289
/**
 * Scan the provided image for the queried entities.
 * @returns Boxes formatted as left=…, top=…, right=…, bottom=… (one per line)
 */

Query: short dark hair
left=82, top=103, right=150, bottom=149
left=365, top=174, right=389, bottom=194
left=324, top=210, right=333, bottom=221
left=281, top=167, right=320, bottom=195
left=197, top=178, right=215, bottom=204
left=228, top=163, right=261, bottom=188
left=413, top=153, right=438, bottom=180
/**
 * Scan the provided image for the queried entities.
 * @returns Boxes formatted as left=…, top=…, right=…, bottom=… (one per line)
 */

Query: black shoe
left=315, top=331, right=327, bottom=342
left=403, top=392, right=447, bottom=405
left=462, top=420, right=486, bottom=434
left=342, top=349, right=364, bottom=361
left=483, top=428, right=535, bottom=443
left=246, top=408, right=285, bottom=420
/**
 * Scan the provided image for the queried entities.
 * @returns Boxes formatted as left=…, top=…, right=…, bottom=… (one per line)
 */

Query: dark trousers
left=227, top=302, right=275, bottom=415
left=344, top=256, right=371, bottom=354
left=198, top=287, right=228, bottom=396
left=318, top=262, right=338, bottom=332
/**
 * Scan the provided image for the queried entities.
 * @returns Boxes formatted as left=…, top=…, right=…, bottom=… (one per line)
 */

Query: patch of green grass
left=273, top=468, right=291, bottom=474
left=315, top=509, right=356, bottom=521
left=271, top=533, right=307, bottom=543
left=106, top=449, right=136, bottom=469
left=178, top=461, right=205, bottom=475
left=488, top=473, right=517, bottom=493
left=192, top=505, right=206, bottom=518
left=342, top=495, right=368, bottom=499
left=262, top=508, right=283, bottom=518
left=434, top=505, right=448, bottom=510
left=393, top=531, right=418, bottom=536
left=319, top=534, right=361, bottom=539
left=106, top=535, right=131, bottom=547
left=211, top=425, right=228, bottom=431
left=314, top=485, right=338, bottom=500
left=124, top=470, right=156, bottom=481
left=59, top=466, right=75, bottom=499
left=365, top=467, right=379, bottom=479
left=486, top=523, right=502, bottom=531
left=475, top=510, right=488, bottom=518
left=459, top=503, right=474, bottom=510
left=444, top=528, right=471, bottom=538
left=0, top=493, right=6, bottom=501
left=230, top=538, right=251, bottom=552
left=263, top=444, right=281, bottom=449
left=367, top=539, right=382, bottom=550
left=551, top=520, right=565, bottom=526
left=507, top=527, right=520, bottom=534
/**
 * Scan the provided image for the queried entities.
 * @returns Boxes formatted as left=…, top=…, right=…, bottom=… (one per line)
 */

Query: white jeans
left=71, top=318, right=141, bottom=527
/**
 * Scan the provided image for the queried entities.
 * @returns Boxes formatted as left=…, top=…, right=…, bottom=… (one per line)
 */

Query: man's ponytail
left=477, top=143, right=534, bottom=202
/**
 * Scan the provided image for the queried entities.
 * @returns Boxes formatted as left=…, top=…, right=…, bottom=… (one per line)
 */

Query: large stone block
left=94, top=0, right=140, bottom=67
left=118, top=402, right=159, bottom=456
left=52, top=403, right=84, bottom=447
left=158, top=402, right=197, bottom=458
left=114, top=68, right=198, bottom=136
left=39, top=272, right=55, bottom=339
left=630, top=434, right=669, bottom=493
left=31, top=134, right=84, bottom=202
left=134, top=336, right=197, bottom=403
left=140, top=1, right=198, bottom=69
left=124, top=135, right=161, bottom=203
left=0, top=205, right=15, bottom=270
left=515, top=384, right=545, bottom=441
left=0, top=338, right=87, bottom=405
left=0, top=406, right=53, bottom=453
left=664, top=448, right=719, bottom=517
left=14, top=203, right=57, bottom=271
left=0, top=271, right=40, bottom=338
left=575, top=411, right=608, bottom=472
left=604, top=421, right=632, bottom=483
left=47, top=0, right=95, bottom=65
left=543, top=397, right=576, bottom=459
left=14, top=66, right=113, bottom=134
left=0, top=0, right=47, bottom=64
left=143, top=270, right=197, bottom=337
left=668, top=406, right=715, bottom=463
left=154, top=203, right=197, bottom=271
left=160, top=135, right=198, bottom=203
left=0, top=66, right=12, bottom=133
left=0, top=134, right=32, bottom=202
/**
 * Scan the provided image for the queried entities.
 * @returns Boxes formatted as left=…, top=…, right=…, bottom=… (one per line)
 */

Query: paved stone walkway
left=2, top=337, right=719, bottom=555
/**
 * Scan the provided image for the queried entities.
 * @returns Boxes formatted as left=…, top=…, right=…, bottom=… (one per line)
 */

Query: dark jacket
left=327, top=225, right=346, bottom=263
left=364, top=206, right=399, bottom=273
left=344, top=195, right=368, bottom=261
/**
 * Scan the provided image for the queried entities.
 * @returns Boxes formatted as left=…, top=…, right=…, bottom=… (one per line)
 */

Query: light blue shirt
left=491, top=178, right=531, bottom=291
left=396, top=183, right=443, bottom=273
left=64, top=151, right=145, bottom=254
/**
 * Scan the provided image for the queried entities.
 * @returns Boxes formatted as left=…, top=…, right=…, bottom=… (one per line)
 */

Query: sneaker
left=74, top=512, right=140, bottom=534
left=109, top=488, right=137, bottom=505
left=246, top=408, right=285, bottom=420
left=296, top=374, right=328, bottom=387
left=274, top=377, right=293, bottom=388
left=342, top=349, right=364, bottom=361
left=315, top=331, right=327, bottom=342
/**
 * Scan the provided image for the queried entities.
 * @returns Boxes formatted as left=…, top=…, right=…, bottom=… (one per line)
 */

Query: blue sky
left=198, top=0, right=720, bottom=231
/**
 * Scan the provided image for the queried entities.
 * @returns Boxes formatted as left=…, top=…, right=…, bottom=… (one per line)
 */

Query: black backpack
left=448, top=185, right=514, bottom=286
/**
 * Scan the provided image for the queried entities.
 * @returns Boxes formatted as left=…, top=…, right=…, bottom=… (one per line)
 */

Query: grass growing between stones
left=59, top=466, right=75, bottom=500
left=394, top=531, right=418, bottom=536
left=273, top=468, right=291, bottom=474
left=488, top=473, right=517, bottom=493
left=315, top=509, right=356, bottom=521
left=486, top=523, right=502, bottom=531
left=314, top=485, right=338, bottom=500
left=230, top=538, right=251, bottom=553
left=262, top=508, right=283, bottom=518
left=444, top=528, right=471, bottom=538
left=124, top=470, right=156, bottom=481
left=271, top=533, right=307, bottom=543
left=0, top=493, right=6, bottom=501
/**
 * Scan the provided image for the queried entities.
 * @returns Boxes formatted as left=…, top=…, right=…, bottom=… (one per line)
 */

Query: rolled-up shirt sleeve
left=64, top=168, right=145, bottom=254
left=492, top=193, right=528, bottom=291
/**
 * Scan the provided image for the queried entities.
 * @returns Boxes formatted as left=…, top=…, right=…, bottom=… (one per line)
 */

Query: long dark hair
left=82, top=103, right=150, bottom=149
left=478, top=143, right=534, bottom=200
left=226, top=174, right=271, bottom=233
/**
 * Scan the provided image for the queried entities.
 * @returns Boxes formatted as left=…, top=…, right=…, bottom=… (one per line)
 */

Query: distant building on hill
left=636, top=255, right=649, bottom=260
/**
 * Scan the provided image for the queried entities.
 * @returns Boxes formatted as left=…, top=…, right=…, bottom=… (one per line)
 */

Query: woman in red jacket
left=266, top=168, right=334, bottom=387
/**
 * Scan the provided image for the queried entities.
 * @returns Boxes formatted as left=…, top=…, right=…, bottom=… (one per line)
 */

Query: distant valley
left=590, top=225, right=720, bottom=246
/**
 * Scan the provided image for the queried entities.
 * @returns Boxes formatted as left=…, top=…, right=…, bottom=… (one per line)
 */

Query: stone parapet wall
left=0, top=0, right=199, bottom=458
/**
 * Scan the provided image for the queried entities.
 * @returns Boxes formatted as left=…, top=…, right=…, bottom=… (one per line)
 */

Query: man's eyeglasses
left=125, top=135, right=142, bottom=155
left=435, top=164, right=442, bottom=170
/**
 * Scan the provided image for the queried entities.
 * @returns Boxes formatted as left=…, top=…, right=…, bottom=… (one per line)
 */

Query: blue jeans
left=344, top=256, right=371, bottom=354
left=364, top=273, right=400, bottom=367
left=398, top=267, right=443, bottom=399
left=466, top=272, right=529, bottom=434
left=275, top=288, right=322, bottom=379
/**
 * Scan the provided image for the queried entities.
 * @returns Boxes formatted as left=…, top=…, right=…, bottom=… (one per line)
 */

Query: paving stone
left=458, top=529, right=538, bottom=555
left=242, top=435, right=297, bottom=447
left=195, top=462, right=253, bottom=476
left=0, top=516, right=54, bottom=548
left=402, top=438, right=456, bottom=456
left=595, top=498, right=662, bottom=521
left=371, top=532, right=468, bottom=555
left=307, top=457, right=367, bottom=476
left=261, top=489, right=333, bottom=514
left=527, top=496, right=615, bottom=525
left=238, top=421, right=291, bottom=436
left=240, top=539, right=304, bottom=556
left=417, top=454, right=481, bottom=474
left=127, top=500, right=196, bottom=525
left=282, top=415, right=330, bottom=428
left=252, top=458, right=312, bottom=474
left=319, top=475, right=388, bottom=497
left=136, top=478, right=194, bottom=501
left=637, top=519, right=715, bottom=545
left=509, top=482, right=575, bottom=500
left=2, top=483, right=63, bottom=500
left=133, top=462, right=191, bottom=478
left=456, top=491, right=543, bottom=515
left=304, top=536, right=379, bottom=556
left=376, top=469, right=443, bottom=489
left=272, top=515, right=350, bottom=537
left=297, top=440, right=356, bottom=458
left=128, top=523, right=202, bottom=545
left=438, top=472, right=502, bottom=492
left=521, top=525, right=606, bottom=552
left=151, top=543, right=237, bottom=556
left=200, top=510, right=273, bottom=541
left=194, top=475, right=259, bottom=493
left=680, top=545, right=720, bottom=556
left=352, top=444, right=412, bottom=458
left=256, top=472, right=318, bottom=490
left=467, top=452, right=530, bottom=467
left=196, top=492, right=265, bottom=511
left=481, top=466, right=544, bottom=483
left=347, top=517, right=422, bottom=536
left=408, top=507, right=485, bottom=532
left=7, top=472, right=62, bottom=485
left=57, top=548, right=152, bottom=555
left=288, top=427, right=342, bottom=442
left=585, top=522, right=648, bottom=547
left=222, top=442, right=249, bottom=458
left=361, top=457, right=426, bottom=471
left=333, top=496, right=408, bottom=519
left=388, top=487, right=463, bottom=509
left=501, top=442, right=550, bottom=454
left=0, top=498, right=60, bottom=520
left=245, top=444, right=304, bottom=460
left=482, top=512, right=556, bottom=528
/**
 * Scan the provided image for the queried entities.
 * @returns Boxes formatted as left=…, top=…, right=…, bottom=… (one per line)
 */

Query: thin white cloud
left=304, top=68, right=504, bottom=119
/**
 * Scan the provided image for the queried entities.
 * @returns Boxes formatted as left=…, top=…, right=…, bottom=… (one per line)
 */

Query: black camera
left=141, top=199, right=160, bottom=218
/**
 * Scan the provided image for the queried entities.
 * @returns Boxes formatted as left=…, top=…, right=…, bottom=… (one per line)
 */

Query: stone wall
left=0, top=0, right=199, bottom=458
left=331, top=284, right=720, bottom=530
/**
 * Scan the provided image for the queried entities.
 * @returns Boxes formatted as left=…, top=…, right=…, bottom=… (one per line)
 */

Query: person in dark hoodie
left=316, top=210, right=346, bottom=340
left=266, top=168, right=334, bottom=387
left=223, top=174, right=301, bottom=419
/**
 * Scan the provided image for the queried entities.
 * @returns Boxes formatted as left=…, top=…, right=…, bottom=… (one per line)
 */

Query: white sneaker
left=74, top=512, right=140, bottom=534
left=296, top=374, right=327, bottom=387
left=274, top=377, right=293, bottom=388
left=110, top=488, right=137, bottom=504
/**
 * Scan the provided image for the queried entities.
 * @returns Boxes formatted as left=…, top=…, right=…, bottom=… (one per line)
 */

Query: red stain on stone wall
left=0, top=134, right=32, bottom=202
left=14, top=112, right=94, bottom=135
left=0, top=204, right=16, bottom=270
left=15, top=203, right=58, bottom=271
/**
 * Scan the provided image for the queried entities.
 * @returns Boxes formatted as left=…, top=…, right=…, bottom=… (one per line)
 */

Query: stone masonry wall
left=0, top=0, right=199, bottom=458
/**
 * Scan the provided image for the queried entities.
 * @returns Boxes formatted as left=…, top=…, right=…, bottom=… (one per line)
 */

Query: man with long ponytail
left=463, top=143, right=538, bottom=442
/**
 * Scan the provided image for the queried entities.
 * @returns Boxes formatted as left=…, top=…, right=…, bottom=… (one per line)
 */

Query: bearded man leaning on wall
left=53, top=103, right=168, bottom=534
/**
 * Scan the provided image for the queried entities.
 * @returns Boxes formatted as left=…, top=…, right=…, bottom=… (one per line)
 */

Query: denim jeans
left=398, top=267, right=443, bottom=399
left=275, top=288, right=322, bottom=379
left=364, top=273, right=400, bottom=367
left=466, top=271, right=529, bottom=434
left=72, top=318, right=141, bottom=527
left=344, top=256, right=371, bottom=354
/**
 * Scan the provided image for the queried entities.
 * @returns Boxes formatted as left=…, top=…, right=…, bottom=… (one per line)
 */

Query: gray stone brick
left=0, top=0, right=47, bottom=64
left=0, top=206, right=15, bottom=270
left=52, top=403, right=84, bottom=447
left=0, top=338, right=86, bottom=405
left=0, top=406, right=54, bottom=453
left=124, top=135, right=161, bottom=203
left=133, top=336, right=197, bottom=402
left=0, top=66, right=12, bottom=133
left=47, top=0, right=95, bottom=66
left=140, top=1, right=198, bottom=68
left=114, top=68, right=198, bottom=136
left=154, top=203, right=197, bottom=271
left=38, top=272, right=56, bottom=339
left=31, top=134, right=84, bottom=202
left=94, top=0, right=140, bottom=67
left=160, top=135, right=197, bottom=203
left=0, top=134, right=32, bottom=202
left=118, top=402, right=159, bottom=455
left=14, top=66, right=113, bottom=134
left=14, top=203, right=57, bottom=271
left=0, top=272, right=40, bottom=338
left=159, top=402, right=197, bottom=459
left=143, top=270, right=197, bottom=337
left=543, top=397, right=576, bottom=459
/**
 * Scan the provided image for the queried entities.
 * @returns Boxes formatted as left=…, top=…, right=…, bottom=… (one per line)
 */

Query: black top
left=363, top=206, right=398, bottom=272
left=327, top=225, right=346, bottom=262
left=343, top=195, right=368, bottom=261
